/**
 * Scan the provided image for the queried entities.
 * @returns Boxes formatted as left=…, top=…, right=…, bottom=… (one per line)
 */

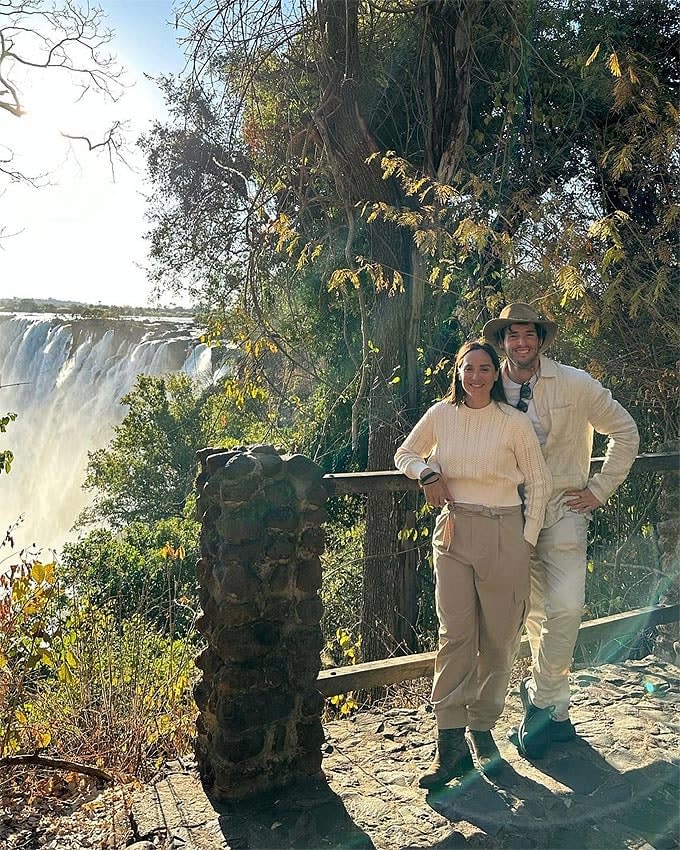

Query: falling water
left=0, top=313, right=213, bottom=553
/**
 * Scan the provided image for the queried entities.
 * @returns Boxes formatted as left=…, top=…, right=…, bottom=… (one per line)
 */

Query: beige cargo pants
left=524, top=510, right=590, bottom=721
left=431, top=503, right=530, bottom=731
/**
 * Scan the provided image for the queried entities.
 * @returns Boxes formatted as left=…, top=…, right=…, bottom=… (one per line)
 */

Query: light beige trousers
left=431, top=504, right=530, bottom=731
left=525, top=511, right=590, bottom=721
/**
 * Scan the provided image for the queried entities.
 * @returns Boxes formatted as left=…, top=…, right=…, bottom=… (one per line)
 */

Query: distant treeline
left=0, top=297, right=194, bottom=319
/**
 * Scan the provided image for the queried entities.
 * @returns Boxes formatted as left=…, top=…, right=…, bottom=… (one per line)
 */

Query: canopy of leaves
left=145, top=0, right=677, bottom=445
left=61, top=516, right=200, bottom=635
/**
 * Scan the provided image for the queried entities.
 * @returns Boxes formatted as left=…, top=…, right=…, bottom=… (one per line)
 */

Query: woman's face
left=458, top=348, right=499, bottom=406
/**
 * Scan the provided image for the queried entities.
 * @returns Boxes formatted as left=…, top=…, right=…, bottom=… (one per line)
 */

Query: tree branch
left=0, top=753, right=114, bottom=782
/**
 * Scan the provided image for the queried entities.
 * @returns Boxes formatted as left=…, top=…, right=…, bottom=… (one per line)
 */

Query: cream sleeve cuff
left=523, top=519, right=541, bottom=548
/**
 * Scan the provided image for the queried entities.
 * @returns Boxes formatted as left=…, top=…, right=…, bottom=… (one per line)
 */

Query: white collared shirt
left=502, top=370, right=548, bottom=446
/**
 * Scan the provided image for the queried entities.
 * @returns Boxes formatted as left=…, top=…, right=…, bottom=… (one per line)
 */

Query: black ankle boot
left=466, top=729, right=503, bottom=776
left=419, top=727, right=474, bottom=790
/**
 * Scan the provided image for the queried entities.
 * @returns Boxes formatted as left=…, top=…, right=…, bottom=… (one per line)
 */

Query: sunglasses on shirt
left=517, top=382, right=532, bottom=412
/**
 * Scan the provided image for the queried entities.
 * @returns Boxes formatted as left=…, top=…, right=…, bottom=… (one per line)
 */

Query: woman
left=395, top=340, right=551, bottom=787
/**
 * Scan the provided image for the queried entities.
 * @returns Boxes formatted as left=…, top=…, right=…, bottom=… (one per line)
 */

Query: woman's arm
left=394, top=404, right=454, bottom=507
left=513, top=416, right=552, bottom=545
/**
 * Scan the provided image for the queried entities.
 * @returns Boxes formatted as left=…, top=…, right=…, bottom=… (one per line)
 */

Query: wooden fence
left=316, top=452, right=679, bottom=698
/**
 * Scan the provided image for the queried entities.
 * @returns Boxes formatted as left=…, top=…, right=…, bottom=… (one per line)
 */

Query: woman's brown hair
left=445, top=340, right=508, bottom=406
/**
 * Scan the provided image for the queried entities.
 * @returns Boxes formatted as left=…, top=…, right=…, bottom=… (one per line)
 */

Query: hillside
left=0, top=297, right=194, bottom=318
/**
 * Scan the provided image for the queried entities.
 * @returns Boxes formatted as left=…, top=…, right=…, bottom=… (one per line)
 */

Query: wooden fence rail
left=322, top=452, right=678, bottom=496
left=317, top=603, right=680, bottom=697
left=316, top=452, right=679, bottom=697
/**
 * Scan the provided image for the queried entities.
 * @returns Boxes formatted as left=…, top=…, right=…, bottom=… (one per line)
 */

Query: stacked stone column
left=193, top=444, right=328, bottom=800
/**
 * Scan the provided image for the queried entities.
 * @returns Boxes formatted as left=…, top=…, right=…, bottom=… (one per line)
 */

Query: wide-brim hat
left=482, top=302, right=558, bottom=352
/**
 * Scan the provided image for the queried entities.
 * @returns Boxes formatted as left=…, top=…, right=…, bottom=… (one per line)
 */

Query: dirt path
left=2, top=657, right=678, bottom=849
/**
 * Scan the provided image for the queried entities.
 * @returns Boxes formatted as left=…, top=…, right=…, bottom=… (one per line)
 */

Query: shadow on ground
left=131, top=658, right=679, bottom=850
left=416, top=741, right=679, bottom=849
left=215, top=775, right=375, bottom=849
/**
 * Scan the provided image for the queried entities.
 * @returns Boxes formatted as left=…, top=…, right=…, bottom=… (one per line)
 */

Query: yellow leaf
left=35, top=730, right=51, bottom=749
left=40, top=649, right=54, bottom=667
left=607, top=52, right=621, bottom=78
left=15, top=709, right=28, bottom=725
left=585, top=43, right=600, bottom=66
left=31, top=562, right=45, bottom=583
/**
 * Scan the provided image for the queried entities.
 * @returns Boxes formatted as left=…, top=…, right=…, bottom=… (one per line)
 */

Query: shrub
left=0, top=551, right=200, bottom=777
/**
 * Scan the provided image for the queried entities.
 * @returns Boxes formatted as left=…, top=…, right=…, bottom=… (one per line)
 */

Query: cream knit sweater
left=394, top=400, right=552, bottom=546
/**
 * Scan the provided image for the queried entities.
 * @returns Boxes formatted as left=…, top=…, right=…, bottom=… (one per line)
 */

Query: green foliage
left=584, top=472, right=671, bottom=620
left=320, top=509, right=364, bottom=642
left=79, top=374, right=213, bottom=529
left=0, top=411, right=17, bottom=474
left=29, top=605, right=198, bottom=775
left=0, top=298, right=193, bottom=317
left=61, top=515, right=200, bottom=635
left=0, top=549, right=199, bottom=774
left=0, top=557, right=65, bottom=756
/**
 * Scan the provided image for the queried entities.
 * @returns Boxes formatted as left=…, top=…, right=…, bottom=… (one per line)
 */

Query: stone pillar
left=193, top=444, right=328, bottom=800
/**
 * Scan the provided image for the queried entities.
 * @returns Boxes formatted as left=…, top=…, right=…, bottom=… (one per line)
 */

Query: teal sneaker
left=550, top=718, right=577, bottom=743
left=517, top=678, right=553, bottom=759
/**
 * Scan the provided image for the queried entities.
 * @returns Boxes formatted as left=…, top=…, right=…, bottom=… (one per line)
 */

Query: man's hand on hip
left=564, top=488, right=602, bottom=513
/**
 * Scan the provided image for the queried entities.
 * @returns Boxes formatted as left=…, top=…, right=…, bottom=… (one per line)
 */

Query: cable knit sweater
left=394, top=400, right=552, bottom=546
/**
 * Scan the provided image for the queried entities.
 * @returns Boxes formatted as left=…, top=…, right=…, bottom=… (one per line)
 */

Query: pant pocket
left=433, top=508, right=453, bottom=551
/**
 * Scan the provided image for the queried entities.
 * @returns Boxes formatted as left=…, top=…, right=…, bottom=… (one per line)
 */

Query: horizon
left=0, top=295, right=195, bottom=313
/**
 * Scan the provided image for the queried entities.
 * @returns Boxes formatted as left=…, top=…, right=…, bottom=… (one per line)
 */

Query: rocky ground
left=1, top=656, right=678, bottom=850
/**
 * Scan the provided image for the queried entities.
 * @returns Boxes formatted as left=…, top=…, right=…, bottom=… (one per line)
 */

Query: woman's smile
left=458, top=349, right=499, bottom=407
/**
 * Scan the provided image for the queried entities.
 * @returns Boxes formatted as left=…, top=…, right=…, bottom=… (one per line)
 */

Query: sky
left=0, top=0, right=189, bottom=308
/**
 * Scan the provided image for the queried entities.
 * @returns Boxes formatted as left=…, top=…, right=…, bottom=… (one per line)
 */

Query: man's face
left=501, top=323, right=542, bottom=369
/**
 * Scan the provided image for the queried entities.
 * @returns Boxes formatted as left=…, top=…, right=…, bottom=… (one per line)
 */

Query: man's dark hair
left=500, top=322, right=546, bottom=347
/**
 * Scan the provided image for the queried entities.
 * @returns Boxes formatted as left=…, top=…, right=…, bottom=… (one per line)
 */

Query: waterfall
left=0, top=313, right=213, bottom=553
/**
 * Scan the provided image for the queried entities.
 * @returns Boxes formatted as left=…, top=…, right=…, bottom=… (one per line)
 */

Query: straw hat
left=482, top=303, right=558, bottom=351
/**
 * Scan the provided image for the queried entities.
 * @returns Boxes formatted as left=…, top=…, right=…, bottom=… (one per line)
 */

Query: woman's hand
left=422, top=478, right=453, bottom=508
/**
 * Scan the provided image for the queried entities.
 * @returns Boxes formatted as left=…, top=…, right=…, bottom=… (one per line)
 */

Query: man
left=482, top=303, right=639, bottom=759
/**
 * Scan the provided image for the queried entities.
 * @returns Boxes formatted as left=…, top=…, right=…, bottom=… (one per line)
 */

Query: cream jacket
left=529, top=356, right=639, bottom=527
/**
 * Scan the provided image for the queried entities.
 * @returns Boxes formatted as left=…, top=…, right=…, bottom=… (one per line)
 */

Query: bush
left=0, top=551, right=200, bottom=777
left=61, top=516, right=200, bottom=636
left=28, top=605, right=199, bottom=776
left=320, top=506, right=364, bottom=652
left=0, top=556, right=64, bottom=757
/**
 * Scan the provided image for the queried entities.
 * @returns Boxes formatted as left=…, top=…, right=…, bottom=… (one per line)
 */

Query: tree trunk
left=361, top=283, right=419, bottom=661
left=314, top=0, right=479, bottom=663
